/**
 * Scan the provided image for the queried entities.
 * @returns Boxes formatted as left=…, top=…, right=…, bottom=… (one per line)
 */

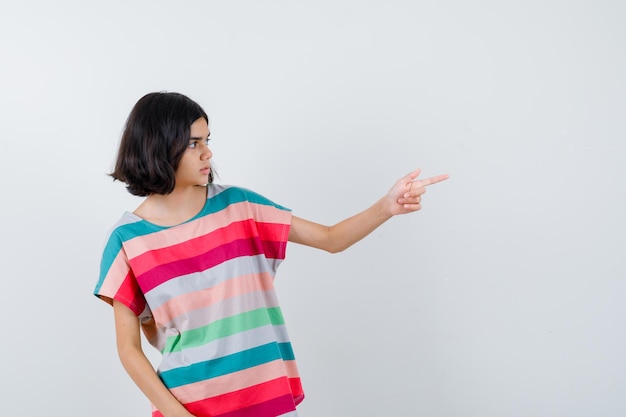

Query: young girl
left=94, top=91, right=449, bottom=417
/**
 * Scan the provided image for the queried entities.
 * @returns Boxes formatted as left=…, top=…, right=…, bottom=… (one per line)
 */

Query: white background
left=1, top=1, right=625, bottom=416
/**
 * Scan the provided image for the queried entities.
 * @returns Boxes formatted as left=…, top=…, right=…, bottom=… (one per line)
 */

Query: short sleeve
left=246, top=189, right=292, bottom=261
left=93, top=227, right=148, bottom=317
left=210, top=184, right=292, bottom=261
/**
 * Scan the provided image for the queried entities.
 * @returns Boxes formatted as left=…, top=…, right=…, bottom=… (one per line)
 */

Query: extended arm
left=113, top=300, right=195, bottom=417
left=288, top=169, right=448, bottom=253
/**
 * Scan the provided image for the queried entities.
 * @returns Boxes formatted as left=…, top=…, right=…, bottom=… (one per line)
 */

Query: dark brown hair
left=110, top=92, right=211, bottom=196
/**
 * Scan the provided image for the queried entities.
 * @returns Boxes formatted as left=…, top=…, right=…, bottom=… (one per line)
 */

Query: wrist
left=374, top=196, right=395, bottom=219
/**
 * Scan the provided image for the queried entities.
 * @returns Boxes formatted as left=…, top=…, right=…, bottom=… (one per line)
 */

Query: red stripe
left=153, top=394, right=296, bottom=417
left=135, top=239, right=288, bottom=294
left=130, top=220, right=288, bottom=292
left=137, top=238, right=286, bottom=293
left=137, top=237, right=262, bottom=292
left=132, top=220, right=289, bottom=276
left=288, top=377, right=305, bottom=405
left=132, top=219, right=258, bottom=276
left=184, top=377, right=294, bottom=417
left=256, top=222, right=289, bottom=241
left=212, top=394, right=297, bottom=417
left=258, top=222, right=288, bottom=259
left=115, top=271, right=146, bottom=315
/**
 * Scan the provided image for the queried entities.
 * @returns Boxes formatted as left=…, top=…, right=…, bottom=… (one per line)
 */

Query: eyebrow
left=189, top=133, right=211, bottom=141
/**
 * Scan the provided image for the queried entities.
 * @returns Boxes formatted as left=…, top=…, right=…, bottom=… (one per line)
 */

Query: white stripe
left=157, top=324, right=292, bottom=372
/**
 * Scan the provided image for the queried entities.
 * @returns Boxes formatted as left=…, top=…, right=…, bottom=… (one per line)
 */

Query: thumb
left=406, top=168, right=422, bottom=183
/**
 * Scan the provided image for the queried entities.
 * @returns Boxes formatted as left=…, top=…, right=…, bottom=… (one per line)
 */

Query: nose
left=201, top=143, right=212, bottom=160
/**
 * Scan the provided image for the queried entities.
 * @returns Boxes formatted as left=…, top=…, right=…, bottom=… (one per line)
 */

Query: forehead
left=190, top=117, right=210, bottom=137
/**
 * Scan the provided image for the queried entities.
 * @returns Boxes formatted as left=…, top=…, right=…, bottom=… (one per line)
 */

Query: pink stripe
left=130, top=219, right=258, bottom=277
left=125, top=201, right=290, bottom=259
left=98, top=251, right=131, bottom=299
left=169, top=360, right=287, bottom=403
left=151, top=272, right=275, bottom=323
left=282, top=360, right=300, bottom=380
left=129, top=220, right=288, bottom=279
left=137, top=237, right=267, bottom=293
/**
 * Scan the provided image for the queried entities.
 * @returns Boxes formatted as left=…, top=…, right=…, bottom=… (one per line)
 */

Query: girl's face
left=174, top=117, right=212, bottom=189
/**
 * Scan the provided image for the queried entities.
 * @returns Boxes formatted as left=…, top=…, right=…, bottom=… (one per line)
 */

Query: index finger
left=413, top=173, right=450, bottom=187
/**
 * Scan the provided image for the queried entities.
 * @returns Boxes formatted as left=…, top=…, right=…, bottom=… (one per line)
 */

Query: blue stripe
left=159, top=341, right=295, bottom=388
left=278, top=342, right=295, bottom=361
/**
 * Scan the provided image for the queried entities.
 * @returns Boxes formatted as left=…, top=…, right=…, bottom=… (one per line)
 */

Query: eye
left=188, top=138, right=210, bottom=149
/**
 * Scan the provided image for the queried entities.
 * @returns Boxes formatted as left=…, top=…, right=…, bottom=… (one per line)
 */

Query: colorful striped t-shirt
left=94, top=184, right=304, bottom=417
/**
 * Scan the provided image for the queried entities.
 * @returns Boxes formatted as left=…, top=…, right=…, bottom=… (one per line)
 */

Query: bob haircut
left=110, top=92, right=212, bottom=196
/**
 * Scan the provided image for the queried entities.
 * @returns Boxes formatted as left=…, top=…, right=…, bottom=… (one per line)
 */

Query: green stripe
left=162, top=307, right=285, bottom=354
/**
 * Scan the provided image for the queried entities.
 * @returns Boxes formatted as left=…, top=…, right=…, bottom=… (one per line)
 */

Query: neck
left=135, top=185, right=208, bottom=226
left=149, top=184, right=207, bottom=206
